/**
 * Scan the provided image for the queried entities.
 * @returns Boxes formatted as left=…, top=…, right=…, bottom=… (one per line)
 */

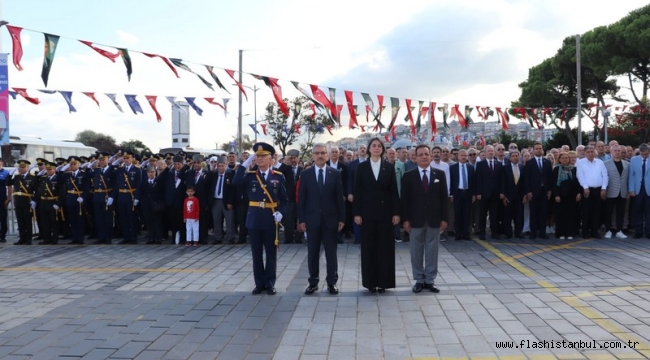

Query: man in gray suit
left=604, top=145, right=629, bottom=239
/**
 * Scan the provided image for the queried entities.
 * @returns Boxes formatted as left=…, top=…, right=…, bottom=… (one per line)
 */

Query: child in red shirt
left=183, top=186, right=200, bottom=247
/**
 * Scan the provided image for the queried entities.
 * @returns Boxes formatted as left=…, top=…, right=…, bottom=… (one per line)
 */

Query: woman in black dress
left=552, top=152, right=581, bottom=240
left=353, top=138, right=401, bottom=293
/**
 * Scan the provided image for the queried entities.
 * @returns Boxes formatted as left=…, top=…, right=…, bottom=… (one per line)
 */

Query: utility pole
left=237, top=50, right=243, bottom=155
left=576, top=35, right=582, bottom=147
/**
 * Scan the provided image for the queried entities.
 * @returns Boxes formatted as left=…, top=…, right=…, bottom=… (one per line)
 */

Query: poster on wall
left=0, top=53, right=9, bottom=145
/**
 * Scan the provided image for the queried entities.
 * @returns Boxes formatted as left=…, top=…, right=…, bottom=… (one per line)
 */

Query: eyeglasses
left=497, top=149, right=505, bottom=151
left=509, top=146, right=517, bottom=150
left=442, top=151, right=450, bottom=153
left=313, top=151, right=327, bottom=155
left=468, top=154, right=477, bottom=156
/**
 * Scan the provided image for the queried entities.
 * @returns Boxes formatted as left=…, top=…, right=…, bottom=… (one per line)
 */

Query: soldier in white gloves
left=92, top=151, right=117, bottom=244
left=112, top=150, right=142, bottom=244
left=62, top=156, right=89, bottom=245
left=35, top=161, right=62, bottom=244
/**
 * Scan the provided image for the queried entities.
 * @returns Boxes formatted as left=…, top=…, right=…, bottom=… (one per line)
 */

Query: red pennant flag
left=261, top=123, right=268, bottom=135
left=360, top=125, right=366, bottom=133
left=6, top=25, right=24, bottom=70
left=82, top=92, right=100, bottom=107
left=310, top=85, right=336, bottom=118
left=479, top=135, right=486, bottom=148
left=365, top=105, right=371, bottom=122
left=384, top=133, right=390, bottom=142
left=495, top=107, right=509, bottom=129
left=326, top=125, right=333, bottom=135
left=225, top=69, right=248, bottom=101
left=430, top=102, right=437, bottom=134
left=267, top=77, right=289, bottom=117
left=309, top=103, right=316, bottom=119
left=204, top=97, right=226, bottom=110
left=344, top=91, right=358, bottom=129
left=293, top=124, right=301, bottom=135
left=531, top=108, right=541, bottom=129
left=451, top=104, right=467, bottom=127
left=145, top=95, right=162, bottom=122
left=142, top=53, right=179, bottom=78
left=405, top=99, right=416, bottom=135
left=12, top=87, right=40, bottom=104
left=560, top=108, right=568, bottom=123
left=391, top=125, right=397, bottom=139
left=476, top=106, right=485, bottom=120
left=79, top=40, right=119, bottom=62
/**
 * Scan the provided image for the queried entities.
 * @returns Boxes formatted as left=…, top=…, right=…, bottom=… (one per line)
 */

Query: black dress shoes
left=424, top=283, right=440, bottom=293
left=267, top=287, right=277, bottom=295
left=368, top=288, right=377, bottom=293
left=328, top=284, right=339, bottom=295
left=305, top=285, right=318, bottom=295
left=252, top=286, right=266, bottom=295
left=377, top=288, right=386, bottom=293
left=412, top=283, right=424, bottom=293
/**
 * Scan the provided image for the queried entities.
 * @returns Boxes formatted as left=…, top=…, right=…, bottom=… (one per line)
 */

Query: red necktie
left=422, top=169, right=429, bottom=192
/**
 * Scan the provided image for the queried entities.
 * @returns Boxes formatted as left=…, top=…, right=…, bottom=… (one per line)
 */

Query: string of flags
left=1, top=20, right=638, bottom=138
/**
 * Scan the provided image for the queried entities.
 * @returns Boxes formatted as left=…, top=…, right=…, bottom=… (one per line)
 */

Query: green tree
left=119, top=139, right=152, bottom=155
left=75, top=130, right=118, bottom=153
left=219, top=134, right=253, bottom=152
left=544, top=128, right=589, bottom=150
left=494, top=130, right=536, bottom=151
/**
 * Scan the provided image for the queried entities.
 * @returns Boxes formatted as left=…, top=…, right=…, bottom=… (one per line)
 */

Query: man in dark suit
left=165, top=155, right=189, bottom=244
left=449, top=149, right=475, bottom=240
left=185, top=155, right=212, bottom=243
left=347, top=144, right=367, bottom=244
left=500, top=150, right=526, bottom=239
left=141, top=166, right=165, bottom=244
left=209, top=156, right=236, bottom=244
left=402, top=144, right=448, bottom=293
left=278, top=149, right=302, bottom=244
left=524, top=142, right=553, bottom=239
left=326, top=145, right=348, bottom=244
left=298, top=143, right=345, bottom=295
left=475, top=145, right=504, bottom=240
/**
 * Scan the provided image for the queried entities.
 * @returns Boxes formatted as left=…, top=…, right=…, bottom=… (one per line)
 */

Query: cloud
left=115, top=30, right=139, bottom=46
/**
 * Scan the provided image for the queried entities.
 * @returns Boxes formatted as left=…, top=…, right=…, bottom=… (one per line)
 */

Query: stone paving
left=0, top=234, right=649, bottom=359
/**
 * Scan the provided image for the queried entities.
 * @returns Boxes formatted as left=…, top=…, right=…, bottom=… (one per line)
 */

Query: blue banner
left=0, top=54, right=9, bottom=145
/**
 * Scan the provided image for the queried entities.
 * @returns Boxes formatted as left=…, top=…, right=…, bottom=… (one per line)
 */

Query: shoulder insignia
left=247, top=170, right=257, bottom=174
left=272, top=170, right=283, bottom=176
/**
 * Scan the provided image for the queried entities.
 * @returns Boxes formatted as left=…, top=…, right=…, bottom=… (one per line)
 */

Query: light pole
left=602, top=108, right=611, bottom=144
left=241, top=85, right=260, bottom=142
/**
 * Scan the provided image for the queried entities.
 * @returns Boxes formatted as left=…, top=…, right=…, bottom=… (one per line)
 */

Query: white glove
left=77, top=197, right=84, bottom=203
left=273, top=211, right=283, bottom=222
left=133, top=199, right=139, bottom=206
left=53, top=204, right=59, bottom=210
left=106, top=197, right=114, bottom=206
left=30, top=201, right=36, bottom=209
left=242, top=154, right=256, bottom=168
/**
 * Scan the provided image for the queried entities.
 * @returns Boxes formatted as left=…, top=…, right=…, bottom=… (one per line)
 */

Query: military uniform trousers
left=39, top=201, right=58, bottom=243
left=248, top=228, right=277, bottom=289
left=13, top=196, right=32, bottom=243
left=65, top=198, right=86, bottom=244
left=117, top=193, right=138, bottom=243
left=93, top=193, right=114, bottom=243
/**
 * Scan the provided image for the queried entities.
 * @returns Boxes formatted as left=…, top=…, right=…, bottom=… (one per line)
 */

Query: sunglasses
left=469, top=154, right=477, bottom=156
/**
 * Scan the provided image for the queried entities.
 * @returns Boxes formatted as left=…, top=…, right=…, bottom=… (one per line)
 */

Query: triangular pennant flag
left=38, top=89, right=57, bottom=94
left=145, top=95, right=162, bottom=122
left=82, top=92, right=100, bottom=107
left=249, top=124, right=259, bottom=134
left=204, top=97, right=225, bottom=110
left=450, top=104, right=466, bottom=127
left=12, top=88, right=40, bottom=105
left=166, top=96, right=187, bottom=114
left=124, top=94, right=143, bottom=115
left=8, top=91, right=17, bottom=100
left=79, top=40, right=119, bottom=62
left=169, top=58, right=213, bottom=90
left=118, top=48, right=132, bottom=81
left=495, top=107, right=509, bottom=130
left=142, top=53, right=179, bottom=78
left=223, top=98, right=230, bottom=117
left=205, top=66, right=230, bottom=93
left=384, top=133, right=390, bottom=142
left=261, top=123, right=267, bottom=135
left=185, top=97, right=203, bottom=116
left=415, top=100, right=424, bottom=131
left=58, top=91, right=76, bottom=113
left=329, top=88, right=339, bottom=125
left=41, top=33, right=60, bottom=87
left=326, top=125, right=333, bottom=135
left=360, top=125, right=366, bottom=133
left=293, top=124, right=301, bottom=135
left=6, top=25, right=24, bottom=70
left=253, top=75, right=289, bottom=117
left=388, top=97, right=400, bottom=131
left=438, top=103, right=449, bottom=129
left=405, top=99, right=416, bottom=135
left=308, top=103, right=316, bottom=119
left=310, top=85, right=337, bottom=121
left=105, top=93, right=123, bottom=112
left=344, top=91, right=358, bottom=129
left=377, top=95, right=385, bottom=121
left=224, top=69, right=248, bottom=101
left=430, top=102, right=437, bottom=134
left=464, top=105, right=473, bottom=125
left=291, top=81, right=324, bottom=109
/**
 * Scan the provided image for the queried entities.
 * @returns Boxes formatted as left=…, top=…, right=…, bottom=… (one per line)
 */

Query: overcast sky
left=2, top=0, right=648, bottom=151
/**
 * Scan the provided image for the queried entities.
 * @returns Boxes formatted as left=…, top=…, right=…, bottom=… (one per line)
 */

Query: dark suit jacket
left=347, top=158, right=363, bottom=196
left=209, top=170, right=235, bottom=206
left=524, top=157, right=554, bottom=194
left=500, top=162, right=526, bottom=202
left=449, top=162, right=476, bottom=197
left=297, top=165, right=345, bottom=229
left=185, top=169, right=211, bottom=210
left=401, top=167, right=448, bottom=227
left=164, top=166, right=188, bottom=207
left=326, top=160, right=348, bottom=196
left=141, top=175, right=165, bottom=210
left=353, top=160, right=400, bottom=221
left=476, top=159, right=503, bottom=197
left=278, top=163, right=302, bottom=203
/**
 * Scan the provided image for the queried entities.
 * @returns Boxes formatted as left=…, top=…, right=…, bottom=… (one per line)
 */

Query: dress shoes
left=539, top=235, right=549, bottom=239
left=252, top=286, right=266, bottom=295
left=117, top=239, right=136, bottom=245
left=424, top=283, right=440, bottom=293
left=491, top=235, right=501, bottom=240
left=305, top=285, right=318, bottom=295
left=213, top=239, right=223, bottom=245
left=377, top=288, right=386, bottom=293
left=145, top=239, right=157, bottom=244
left=478, top=236, right=486, bottom=241
left=412, top=283, right=424, bottom=293
left=634, top=234, right=643, bottom=239
left=368, top=288, right=377, bottom=293
left=14, top=241, right=31, bottom=245
left=267, top=287, right=277, bottom=295
left=328, top=284, right=339, bottom=295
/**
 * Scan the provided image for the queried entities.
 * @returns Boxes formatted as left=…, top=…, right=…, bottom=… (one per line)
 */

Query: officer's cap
left=173, top=155, right=185, bottom=163
left=55, top=157, right=67, bottom=165
left=79, top=156, right=89, bottom=163
left=36, top=157, right=47, bottom=165
left=45, top=161, right=57, bottom=170
left=122, top=150, right=135, bottom=158
left=253, top=142, right=275, bottom=156
left=68, top=156, right=81, bottom=165
left=17, top=159, right=31, bottom=168
left=97, top=151, right=111, bottom=159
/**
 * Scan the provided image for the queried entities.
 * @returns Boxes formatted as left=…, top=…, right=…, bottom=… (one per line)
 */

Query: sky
left=2, top=0, right=648, bottom=152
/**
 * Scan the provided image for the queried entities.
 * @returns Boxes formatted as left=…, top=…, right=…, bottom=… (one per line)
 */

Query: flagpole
left=576, top=35, right=582, bottom=147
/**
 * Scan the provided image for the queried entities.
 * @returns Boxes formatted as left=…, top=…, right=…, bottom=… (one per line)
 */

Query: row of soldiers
left=9, top=149, right=238, bottom=245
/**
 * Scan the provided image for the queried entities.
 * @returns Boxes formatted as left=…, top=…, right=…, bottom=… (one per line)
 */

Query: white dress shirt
left=430, top=160, right=450, bottom=195
left=370, top=159, right=381, bottom=180
left=577, top=158, right=609, bottom=189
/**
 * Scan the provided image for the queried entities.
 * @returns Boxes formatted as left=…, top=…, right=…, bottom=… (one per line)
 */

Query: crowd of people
left=0, top=137, right=648, bottom=295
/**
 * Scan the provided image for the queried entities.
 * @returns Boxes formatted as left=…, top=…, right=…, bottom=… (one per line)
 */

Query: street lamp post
left=241, top=85, right=260, bottom=142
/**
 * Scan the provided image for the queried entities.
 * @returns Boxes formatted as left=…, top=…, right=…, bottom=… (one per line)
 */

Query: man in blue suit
left=449, top=149, right=475, bottom=240
left=628, top=143, right=650, bottom=238
left=298, top=143, right=345, bottom=295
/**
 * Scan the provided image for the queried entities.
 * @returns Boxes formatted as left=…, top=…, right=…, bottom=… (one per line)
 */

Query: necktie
left=261, top=172, right=266, bottom=182
left=489, top=160, right=493, bottom=172
left=642, top=159, right=646, bottom=187
left=174, top=172, right=179, bottom=182
left=538, top=158, right=542, bottom=170
left=195, top=172, right=200, bottom=182
left=514, top=165, right=519, bottom=185
left=149, top=179, right=153, bottom=185
left=318, top=168, right=324, bottom=190
left=217, top=175, right=223, bottom=196
left=461, top=164, right=468, bottom=189
left=293, top=167, right=297, bottom=178
left=422, top=169, right=429, bottom=192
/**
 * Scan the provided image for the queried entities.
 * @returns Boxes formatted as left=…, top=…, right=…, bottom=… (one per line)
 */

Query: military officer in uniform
left=92, top=152, right=116, bottom=244
left=233, top=142, right=288, bottom=295
left=35, top=161, right=62, bottom=244
left=9, top=160, right=38, bottom=245
left=62, top=156, right=89, bottom=244
left=112, top=150, right=142, bottom=244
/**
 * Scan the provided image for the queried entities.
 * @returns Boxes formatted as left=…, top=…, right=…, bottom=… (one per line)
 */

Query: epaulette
left=247, top=170, right=256, bottom=174
left=272, top=170, right=283, bottom=176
